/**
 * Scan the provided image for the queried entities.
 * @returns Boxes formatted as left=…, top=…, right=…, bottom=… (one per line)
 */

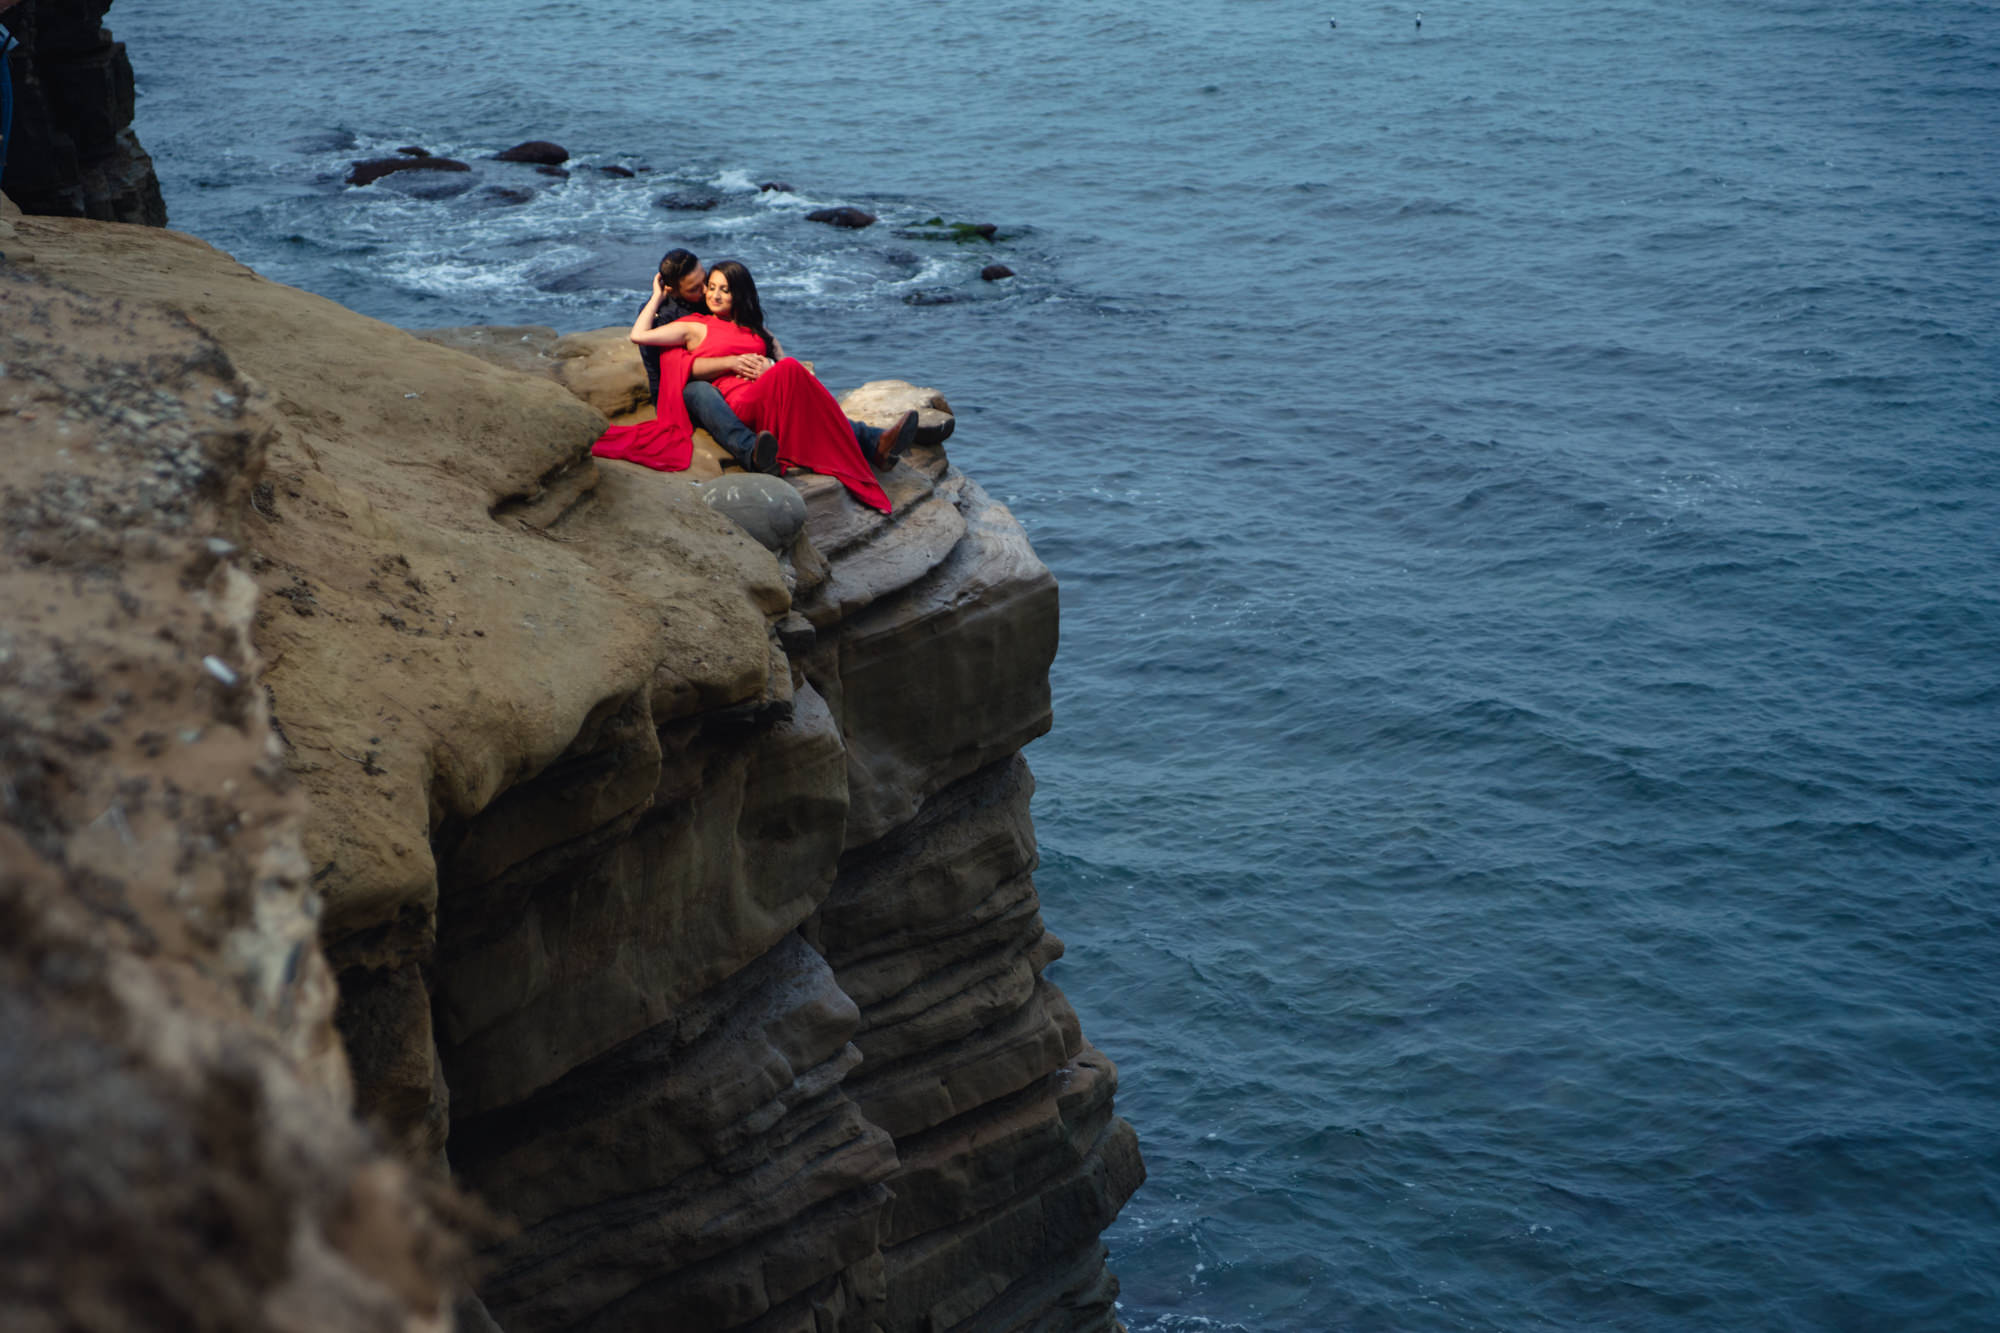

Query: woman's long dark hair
left=707, top=259, right=776, bottom=359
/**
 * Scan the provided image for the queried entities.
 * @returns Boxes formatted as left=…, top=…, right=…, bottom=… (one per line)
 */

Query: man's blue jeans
left=683, top=379, right=882, bottom=467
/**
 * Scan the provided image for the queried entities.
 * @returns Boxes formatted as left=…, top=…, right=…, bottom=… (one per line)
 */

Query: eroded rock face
left=0, top=256, right=454, bottom=1331
left=810, top=758, right=1144, bottom=1333
left=8, top=210, right=1140, bottom=1332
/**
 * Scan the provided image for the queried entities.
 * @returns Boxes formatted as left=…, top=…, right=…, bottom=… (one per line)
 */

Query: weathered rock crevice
left=3, top=206, right=1142, bottom=1332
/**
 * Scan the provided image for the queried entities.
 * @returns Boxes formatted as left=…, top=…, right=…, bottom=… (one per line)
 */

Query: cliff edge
left=0, top=202, right=1142, bottom=1332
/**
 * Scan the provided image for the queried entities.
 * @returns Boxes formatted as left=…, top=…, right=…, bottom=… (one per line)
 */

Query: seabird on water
left=1416, top=10, right=1423, bottom=28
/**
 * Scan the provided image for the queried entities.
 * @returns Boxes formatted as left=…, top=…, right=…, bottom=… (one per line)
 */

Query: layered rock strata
left=5, top=205, right=1141, bottom=1331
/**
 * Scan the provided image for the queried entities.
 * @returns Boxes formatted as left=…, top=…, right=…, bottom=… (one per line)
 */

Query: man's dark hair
left=657, top=248, right=700, bottom=292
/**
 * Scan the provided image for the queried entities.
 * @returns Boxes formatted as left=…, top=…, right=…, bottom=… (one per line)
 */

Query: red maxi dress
left=591, top=314, right=891, bottom=512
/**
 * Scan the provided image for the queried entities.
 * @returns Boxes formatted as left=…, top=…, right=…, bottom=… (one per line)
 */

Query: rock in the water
left=697, top=474, right=810, bottom=552
left=481, top=186, right=535, bottom=207
left=534, top=164, right=569, bottom=179
left=392, top=172, right=477, bottom=201
left=980, top=263, right=1015, bottom=281
left=347, top=157, right=471, bottom=187
left=395, top=145, right=431, bottom=158
left=807, top=206, right=877, bottom=229
left=899, top=219, right=1003, bottom=244
left=654, top=192, right=719, bottom=211
left=289, top=129, right=358, bottom=153
left=597, top=165, right=635, bottom=178
left=760, top=180, right=795, bottom=193
left=903, top=290, right=960, bottom=306
left=495, top=140, right=569, bottom=165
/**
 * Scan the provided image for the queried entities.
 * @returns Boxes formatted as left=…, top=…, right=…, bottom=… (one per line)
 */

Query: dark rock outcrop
left=346, top=156, right=471, bottom=187
left=0, top=0, right=165, bottom=224
left=655, top=191, right=719, bottom=211
left=494, top=140, right=569, bottom=165
left=808, top=206, right=878, bottom=229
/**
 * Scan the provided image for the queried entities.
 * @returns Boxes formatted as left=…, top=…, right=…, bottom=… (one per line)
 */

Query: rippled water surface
left=119, top=0, right=2000, bottom=1327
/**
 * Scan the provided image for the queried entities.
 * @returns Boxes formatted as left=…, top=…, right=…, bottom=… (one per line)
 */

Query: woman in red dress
left=592, top=260, right=917, bottom=513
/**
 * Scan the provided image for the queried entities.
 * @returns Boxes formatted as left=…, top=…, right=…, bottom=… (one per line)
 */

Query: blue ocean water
left=116, top=1, right=2000, bottom=1328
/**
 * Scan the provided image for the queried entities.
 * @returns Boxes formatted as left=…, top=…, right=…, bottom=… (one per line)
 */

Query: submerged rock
left=289, top=128, right=359, bottom=152
left=654, top=191, right=719, bottom=211
left=346, top=156, right=470, bottom=187
left=900, top=218, right=1003, bottom=243
left=981, top=263, right=1016, bottom=281
left=393, top=172, right=477, bottom=201
left=495, top=139, right=569, bottom=165
left=807, top=206, right=878, bottom=229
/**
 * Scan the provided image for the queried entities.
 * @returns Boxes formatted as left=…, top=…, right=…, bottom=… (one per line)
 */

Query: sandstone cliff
left=1, top=201, right=1142, bottom=1332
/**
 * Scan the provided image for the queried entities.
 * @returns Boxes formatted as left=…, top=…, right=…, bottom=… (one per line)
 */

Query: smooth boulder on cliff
left=698, top=473, right=810, bottom=552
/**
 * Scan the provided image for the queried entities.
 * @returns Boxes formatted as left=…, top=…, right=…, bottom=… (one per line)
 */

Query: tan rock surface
left=0, top=262, right=458, bottom=1330
left=838, top=379, right=957, bottom=449
left=6, top=217, right=1137, bottom=1333
left=12, top=213, right=787, bottom=972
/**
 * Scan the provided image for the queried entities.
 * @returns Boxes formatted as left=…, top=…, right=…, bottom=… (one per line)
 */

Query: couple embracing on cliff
left=591, top=249, right=948, bottom=514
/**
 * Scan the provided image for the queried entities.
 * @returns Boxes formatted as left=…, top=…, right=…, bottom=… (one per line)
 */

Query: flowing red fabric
left=590, top=315, right=891, bottom=513
left=589, top=343, right=696, bottom=471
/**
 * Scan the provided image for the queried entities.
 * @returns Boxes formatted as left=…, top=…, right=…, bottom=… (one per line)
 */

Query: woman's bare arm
left=627, top=274, right=707, bottom=348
